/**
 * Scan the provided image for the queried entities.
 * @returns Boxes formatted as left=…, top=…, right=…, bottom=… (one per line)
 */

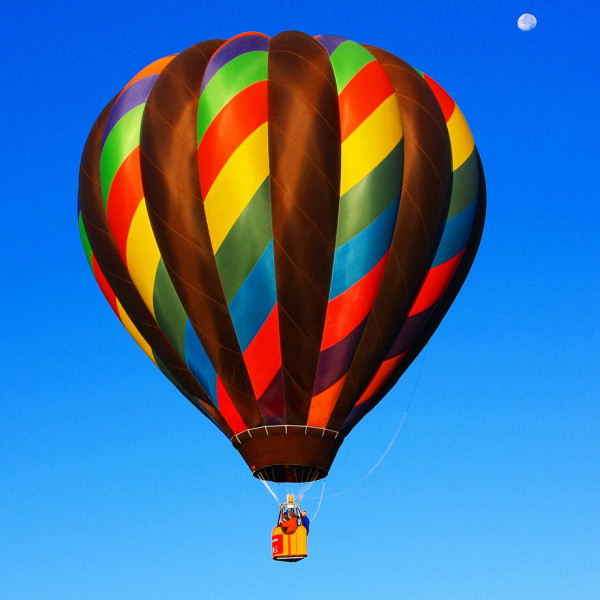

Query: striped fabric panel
left=79, top=84, right=232, bottom=439
left=197, top=34, right=281, bottom=416
left=83, top=233, right=222, bottom=427
left=79, top=210, right=165, bottom=365
left=98, top=61, right=220, bottom=406
left=343, top=74, right=481, bottom=426
left=307, top=38, right=403, bottom=428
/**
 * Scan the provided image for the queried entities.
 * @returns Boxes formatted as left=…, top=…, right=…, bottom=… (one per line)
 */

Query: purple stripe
left=316, top=35, right=347, bottom=56
left=201, top=34, right=270, bottom=93
left=313, top=317, right=368, bottom=395
left=257, top=370, right=285, bottom=425
left=385, top=309, right=433, bottom=359
left=101, top=75, right=158, bottom=147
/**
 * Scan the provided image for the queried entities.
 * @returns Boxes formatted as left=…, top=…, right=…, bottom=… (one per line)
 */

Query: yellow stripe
left=447, top=105, right=475, bottom=171
left=126, top=199, right=161, bottom=318
left=116, top=300, right=156, bottom=363
left=340, top=94, right=403, bottom=195
left=203, top=123, right=269, bottom=253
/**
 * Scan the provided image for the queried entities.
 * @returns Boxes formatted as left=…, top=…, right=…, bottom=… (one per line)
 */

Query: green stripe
left=448, top=149, right=479, bottom=218
left=336, top=142, right=404, bottom=248
left=153, top=259, right=187, bottom=361
left=99, top=104, right=144, bottom=207
left=78, top=212, right=93, bottom=269
left=215, top=177, right=272, bottom=303
left=197, top=51, right=268, bottom=142
left=330, top=41, right=375, bottom=92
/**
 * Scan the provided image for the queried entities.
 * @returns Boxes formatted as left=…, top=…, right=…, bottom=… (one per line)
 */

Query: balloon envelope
left=78, top=31, right=485, bottom=482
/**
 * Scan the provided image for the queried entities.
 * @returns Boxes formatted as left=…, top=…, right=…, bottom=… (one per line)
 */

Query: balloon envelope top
left=78, top=31, right=485, bottom=483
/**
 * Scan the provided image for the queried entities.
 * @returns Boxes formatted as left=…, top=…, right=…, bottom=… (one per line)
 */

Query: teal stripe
left=228, top=241, right=277, bottom=352
left=155, top=352, right=219, bottom=420
left=184, top=321, right=218, bottom=405
left=330, top=195, right=400, bottom=299
left=197, top=51, right=268, bottom=142
left=153, top=259, right=187, bottom=361
left=99, top=104, right=144, bottom=207
left=433, top=199, right=478, bottom=267
left=215, top=177, right=272, bottom=303
left=336, top=142, right=403, bottom=248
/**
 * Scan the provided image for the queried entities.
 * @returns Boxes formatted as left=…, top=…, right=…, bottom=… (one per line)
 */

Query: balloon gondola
left=271, top=495, right=308, bottom=562
left=78, top=31, right=485, bottom=526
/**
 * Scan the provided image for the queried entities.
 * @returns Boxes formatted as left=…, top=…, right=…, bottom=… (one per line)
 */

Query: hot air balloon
left=78, top=31, right=485, bottom=490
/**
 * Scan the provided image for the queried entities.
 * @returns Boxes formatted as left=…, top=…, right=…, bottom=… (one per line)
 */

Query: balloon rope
left=312, top=345, right=428, bottom=500
left=257, top=473, right=280, bottom=504
left=309, top=478, right=327, bottom=523
left=298, top=467, right=320, bottom=501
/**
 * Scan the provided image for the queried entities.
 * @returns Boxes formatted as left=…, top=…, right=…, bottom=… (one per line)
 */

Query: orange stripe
left=216, top=378, right=247, bottom=434
left=92, top=255, right=120, bottom=318
left=243, top=305, right=282, bottom=398
left=339, top=60, right=395, bottom=141
left=106, top=148, right=143, bottom=263
left=409, top=250, right=464, bottom=316
left=119, top=56, right=175, bottom=96
left=321, top=252, right=389, bottom=350
left=198, top=81, right=268, bottom=197
left=307, top=375, right=347, bottom=428
left=355, top=352, right=407, bottom=406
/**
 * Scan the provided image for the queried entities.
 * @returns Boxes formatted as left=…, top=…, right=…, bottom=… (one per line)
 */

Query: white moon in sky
left=518, top=13, right=537, bottom=31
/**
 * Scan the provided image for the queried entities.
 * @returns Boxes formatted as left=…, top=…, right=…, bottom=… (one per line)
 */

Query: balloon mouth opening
left=253, top=464, right=328, bottom=483
left=232, top=425, right=344, bottom=483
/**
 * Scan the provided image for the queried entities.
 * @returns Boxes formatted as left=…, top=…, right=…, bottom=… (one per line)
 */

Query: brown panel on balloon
left=267, top=31, right=341, bottom=425
left=367, top=157, right=486, bottom=411
left=140, top=41, right=265, bottom=429
left=327, top=48, right=453, bottom=431
left=78, top=99, right=232, bottom=436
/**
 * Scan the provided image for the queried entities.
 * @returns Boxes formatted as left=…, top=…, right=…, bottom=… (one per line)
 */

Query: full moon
left=518, top=13, right=537, bottom=31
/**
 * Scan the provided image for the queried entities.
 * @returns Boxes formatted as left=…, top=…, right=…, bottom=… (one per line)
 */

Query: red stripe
left=198, top=80, right=268, bottom=197
left=243, top=305, right=282, bottom=398
left=92, top=255, right=120, bottom=319
left=321, top=251, right=389, bottom=350
left=424, top=74, right=455, bottom=122
left=339, top=60, right=395, bottom=141
left=409, top=250, right=464, bottom=316
left=106, top=148, right=143, bottom=263
left=216, top=377, right=247, bottom=434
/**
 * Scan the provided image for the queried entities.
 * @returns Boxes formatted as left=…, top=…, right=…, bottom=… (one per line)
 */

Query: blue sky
left=1, top=1, right=599, bottom=598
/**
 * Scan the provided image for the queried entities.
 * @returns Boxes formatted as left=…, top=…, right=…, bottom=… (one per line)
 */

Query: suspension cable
left=309, top=345, right=428, bottom=500
left=257, top=472, right=280, bottom=504
left=309, top=478, right=327, bottom=522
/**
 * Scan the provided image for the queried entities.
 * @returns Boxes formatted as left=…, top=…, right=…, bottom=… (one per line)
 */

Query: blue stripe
left=229, top=240, right=277, bottom=351
left=329, top=195, right=399, bottom=299
left=184, top=321, right=218, bottom=404
left=432, top=197, right=478, bottom=267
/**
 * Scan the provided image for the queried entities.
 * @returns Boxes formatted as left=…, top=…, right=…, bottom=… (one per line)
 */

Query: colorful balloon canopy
left=78, top=31, right=485, bottom=483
